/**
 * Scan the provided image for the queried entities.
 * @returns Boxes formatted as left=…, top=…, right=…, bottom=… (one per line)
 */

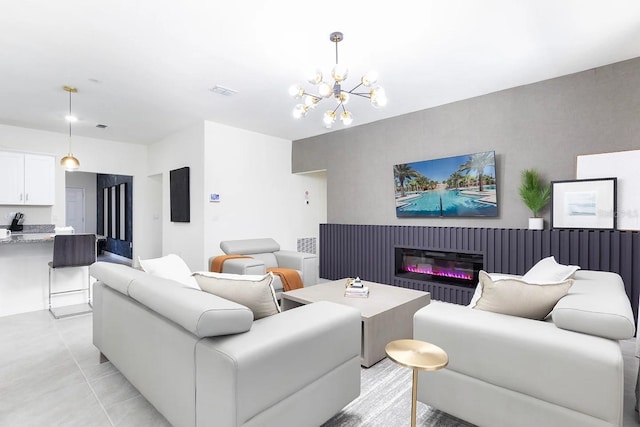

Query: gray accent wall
left=293, top=57, right=640, bottom=229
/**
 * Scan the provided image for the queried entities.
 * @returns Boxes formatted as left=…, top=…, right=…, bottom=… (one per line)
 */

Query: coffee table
left=281, top=279, right=430, bottom=367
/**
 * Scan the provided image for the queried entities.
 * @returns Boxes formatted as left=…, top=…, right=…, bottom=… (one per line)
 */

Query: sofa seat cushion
left=193, top=271, right=280, bottom=320
left=473, top=271, right=572, bottom=320
left=551, top=270, right=635, bottom=340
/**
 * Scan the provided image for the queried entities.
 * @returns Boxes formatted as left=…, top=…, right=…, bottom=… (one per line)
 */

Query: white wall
left=0, top=123, right=155, bottom=261
left=147, top=123, right=205, bottom=270
left=202, top=121, right=327, bottom=267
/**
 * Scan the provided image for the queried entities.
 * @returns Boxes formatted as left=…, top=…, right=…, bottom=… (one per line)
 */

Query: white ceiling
left=2, top=1, right=640, bottom=144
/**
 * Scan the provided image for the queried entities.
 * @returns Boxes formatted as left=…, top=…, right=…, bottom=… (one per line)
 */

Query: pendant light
left=60, top=85, right=80, bottom=171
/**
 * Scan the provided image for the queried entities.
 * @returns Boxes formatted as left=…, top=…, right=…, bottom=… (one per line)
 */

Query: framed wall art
left=551, top=177, right=616, bottom=230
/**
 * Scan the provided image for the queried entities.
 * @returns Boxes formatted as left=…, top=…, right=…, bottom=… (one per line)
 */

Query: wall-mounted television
left=170, top=166, right=190, bottom=222
left=394, top=151, right=497, bottom=217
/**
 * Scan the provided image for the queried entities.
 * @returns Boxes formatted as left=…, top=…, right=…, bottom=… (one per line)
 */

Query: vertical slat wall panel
left=320, top=224, right=639, bottom=318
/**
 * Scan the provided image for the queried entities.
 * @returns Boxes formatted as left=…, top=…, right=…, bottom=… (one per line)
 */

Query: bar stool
left=48, top=234, right=97, bottom=318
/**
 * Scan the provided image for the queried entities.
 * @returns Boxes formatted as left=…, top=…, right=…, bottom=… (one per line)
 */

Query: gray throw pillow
left=474, top=270, right=573, bottom=320
left=193, top=271, right=280, bottom=320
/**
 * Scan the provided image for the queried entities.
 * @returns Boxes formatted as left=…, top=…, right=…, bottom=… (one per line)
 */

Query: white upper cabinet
left=0, top=152, right=55, bottom=205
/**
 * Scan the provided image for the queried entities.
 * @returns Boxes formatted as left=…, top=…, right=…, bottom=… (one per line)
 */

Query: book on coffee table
left=344, top=286, right=369, bottom=298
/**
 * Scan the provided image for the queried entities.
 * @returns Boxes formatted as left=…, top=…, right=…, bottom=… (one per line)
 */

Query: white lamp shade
left=307, top=69, right=323, bottom=85
left=292, top=104, right=308, bottom=119
left=361, top=71, right=378, bottom=87
left=340, top=111, right=353, bottom=125
left=331, top=64, right=349, bottom=82
left=318, top=82, right=333, bottom=98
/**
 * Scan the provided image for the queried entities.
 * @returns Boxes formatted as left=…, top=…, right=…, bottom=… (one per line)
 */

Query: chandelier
left=289, top=31, right=387, bottom=129
left=60, top=85, right=80, bottom=171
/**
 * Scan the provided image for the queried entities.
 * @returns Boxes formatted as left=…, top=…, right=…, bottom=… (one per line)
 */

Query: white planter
left=528, top=217, right=544, bottom=230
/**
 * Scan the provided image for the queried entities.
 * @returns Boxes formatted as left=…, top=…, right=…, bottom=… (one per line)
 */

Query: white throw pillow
left=522, top=256, right=580, bottom=284
left=138, top=254, right=199, bottom=289
left=473, top=270, right=573, bottom=320
left=193, top=271, right=280, bottom=320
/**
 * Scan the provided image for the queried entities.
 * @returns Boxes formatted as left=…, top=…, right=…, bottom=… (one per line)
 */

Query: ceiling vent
left=209, top=85, right=238, bottom=96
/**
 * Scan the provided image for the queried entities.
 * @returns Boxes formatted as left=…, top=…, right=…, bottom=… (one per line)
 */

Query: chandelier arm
left=349, top=92, right=372, bottom=99
left=346, top=82, right=364, bottom=93
left=332, top=104, right=340, bottom=114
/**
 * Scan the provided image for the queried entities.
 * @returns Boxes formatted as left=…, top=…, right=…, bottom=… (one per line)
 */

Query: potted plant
left=519, top=169, right=551, bottom=230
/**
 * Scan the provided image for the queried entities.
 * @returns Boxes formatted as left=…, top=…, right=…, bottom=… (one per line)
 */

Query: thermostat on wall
left=210, top=193, right=220, bottom=202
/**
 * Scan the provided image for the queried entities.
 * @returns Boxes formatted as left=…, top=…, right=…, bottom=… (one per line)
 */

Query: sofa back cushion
left=90, top=262, right=254, bottom=338
left=551, top=270, right=635, bottom=340
left=220, top=238, right=280, bottom=255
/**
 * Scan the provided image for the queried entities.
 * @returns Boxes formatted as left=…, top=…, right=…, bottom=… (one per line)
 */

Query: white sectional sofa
left=413, top=269, right=635, bottom=427
left=91, top=262, right=361, bottom=427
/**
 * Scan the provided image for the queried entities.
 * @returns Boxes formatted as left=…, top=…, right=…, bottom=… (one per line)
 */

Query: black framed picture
left=551, top=177, right=616, bottom=230
left=170, top=166, right=190, bottom=222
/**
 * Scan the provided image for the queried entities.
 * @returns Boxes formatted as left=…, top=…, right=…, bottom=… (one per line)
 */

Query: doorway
left=65, top=187, right=85, bottom=233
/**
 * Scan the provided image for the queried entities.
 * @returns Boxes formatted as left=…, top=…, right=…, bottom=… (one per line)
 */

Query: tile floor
left=0, top=309, right=639, bottom=427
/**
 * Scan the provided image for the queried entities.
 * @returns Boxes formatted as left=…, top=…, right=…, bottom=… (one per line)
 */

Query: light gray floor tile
left=0, top=381, right=111, bottom=427
left=89, top=371, right=140, bottom=408
left=105, top=395, right=171, bottom=427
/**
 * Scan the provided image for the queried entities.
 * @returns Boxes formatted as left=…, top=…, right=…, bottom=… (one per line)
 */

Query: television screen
left=394, top=151, right=497, bottom=217
left=170, top=166, right=190, bottom=222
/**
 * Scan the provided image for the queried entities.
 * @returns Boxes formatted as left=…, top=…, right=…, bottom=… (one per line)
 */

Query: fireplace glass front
left=395, top=247, right=483, bottom=288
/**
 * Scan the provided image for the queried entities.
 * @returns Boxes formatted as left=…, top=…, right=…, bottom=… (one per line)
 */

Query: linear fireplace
left=395, top=247, right=484, bottom=288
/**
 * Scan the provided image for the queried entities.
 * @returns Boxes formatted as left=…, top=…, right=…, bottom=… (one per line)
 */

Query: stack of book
left=344, top=285, right=369, bottom=298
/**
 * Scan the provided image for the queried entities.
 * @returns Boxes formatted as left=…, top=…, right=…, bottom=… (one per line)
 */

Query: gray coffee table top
left=281, top=279, right=428, bottom=318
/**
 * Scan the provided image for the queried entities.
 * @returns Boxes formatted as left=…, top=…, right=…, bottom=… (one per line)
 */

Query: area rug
left=322, top=357, right=474, bottom=427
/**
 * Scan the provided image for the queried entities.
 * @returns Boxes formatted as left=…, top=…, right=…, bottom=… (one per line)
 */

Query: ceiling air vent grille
left=209, top=85, right=238, bottom=96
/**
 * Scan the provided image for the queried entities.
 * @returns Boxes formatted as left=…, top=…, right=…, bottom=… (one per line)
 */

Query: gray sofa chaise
left=91, top=262, right=361, bottom=427
left=414, top=269, right=635, bottom=427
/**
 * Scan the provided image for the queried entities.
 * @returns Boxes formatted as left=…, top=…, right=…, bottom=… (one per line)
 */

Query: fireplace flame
left=404, top=264, right=473, bottom=280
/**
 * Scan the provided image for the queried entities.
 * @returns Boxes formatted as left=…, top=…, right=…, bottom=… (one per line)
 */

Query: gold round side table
left=385, top=339, right=448, bottom=427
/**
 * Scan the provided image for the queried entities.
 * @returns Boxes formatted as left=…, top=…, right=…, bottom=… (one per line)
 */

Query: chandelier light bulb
left=289, top=85, right=304, bottom=99
left=340, top=111, right=353, bottom=126
left=323, top=110, right=336, bottom=127
left=370, top=86, right=388, bottom=108
left=293, top=104, right=309, bottom=119
left=318, top=82, right=333, bottom=98
left=331, top=64, right=349, bottom=82
left=307, top=69, right=323, bottom=85
left=361, top=71, right=378, bottom=87
left=336, top=92, right=350, bottom=105
left=304, top=95, right=319, bottom=108
left=65, top=115, right=78, bottom=122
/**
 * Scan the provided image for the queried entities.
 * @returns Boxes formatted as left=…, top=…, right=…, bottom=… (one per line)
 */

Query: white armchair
left=211, top=238, right=318, bottom=298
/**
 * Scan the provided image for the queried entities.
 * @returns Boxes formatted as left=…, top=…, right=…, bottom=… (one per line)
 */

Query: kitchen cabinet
left=0, top=151, right=55, bottom=205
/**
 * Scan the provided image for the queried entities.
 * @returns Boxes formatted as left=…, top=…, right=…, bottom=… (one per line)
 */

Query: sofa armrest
left=414, top=302, right=624, bottom=423
left=274, top=250, right=318, bottom=285
left=219, top=257, right=266, bottom=275
left=195, top=301, right=360, bottom=426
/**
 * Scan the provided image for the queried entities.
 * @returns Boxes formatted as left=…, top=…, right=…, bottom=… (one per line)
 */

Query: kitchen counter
left=0, top=233, right=55, bottom=244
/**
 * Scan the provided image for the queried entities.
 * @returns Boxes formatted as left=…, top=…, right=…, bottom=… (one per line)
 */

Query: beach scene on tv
left=394, top=151, right=497, bottom=217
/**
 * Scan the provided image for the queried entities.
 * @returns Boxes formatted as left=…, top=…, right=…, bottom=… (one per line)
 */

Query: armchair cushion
left=193, top=271, right=280, bottom=320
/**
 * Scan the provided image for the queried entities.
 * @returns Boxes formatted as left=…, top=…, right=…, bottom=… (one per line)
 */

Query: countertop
left=0, top=233, right=55, bottom=244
